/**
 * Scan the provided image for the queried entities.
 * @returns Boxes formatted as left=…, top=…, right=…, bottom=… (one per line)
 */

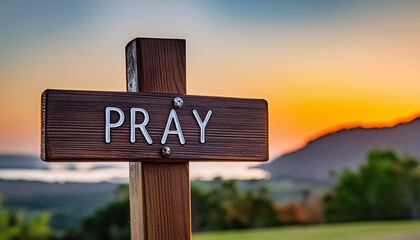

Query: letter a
left=161, top=109, right=185, bottom=145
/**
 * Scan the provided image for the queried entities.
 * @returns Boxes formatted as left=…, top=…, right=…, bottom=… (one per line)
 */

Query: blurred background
left=1, top=1, right=420, bottom=239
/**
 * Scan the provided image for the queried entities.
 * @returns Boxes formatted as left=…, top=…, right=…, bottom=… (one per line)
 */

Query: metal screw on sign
left=173, top=97, right=183, bottom=108
left=161, top=146, right=171, bottom=157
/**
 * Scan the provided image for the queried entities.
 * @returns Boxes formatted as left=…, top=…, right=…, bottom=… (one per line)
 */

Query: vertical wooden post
left=126, top=38, right=191, bottom=240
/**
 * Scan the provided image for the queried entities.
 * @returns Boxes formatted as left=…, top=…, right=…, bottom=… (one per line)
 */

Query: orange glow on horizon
left=273, top=111, right=420, bottom=156
left=1, top=1, right=420, bottom=160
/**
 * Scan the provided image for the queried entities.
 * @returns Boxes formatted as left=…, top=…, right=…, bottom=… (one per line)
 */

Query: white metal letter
left=193, top=109, right=212, bottom=143
left=105, top=107, right=125, bottom=143
left=130, top=108, right=153, bottom=144
left=161, top=109, right=185, bottom=145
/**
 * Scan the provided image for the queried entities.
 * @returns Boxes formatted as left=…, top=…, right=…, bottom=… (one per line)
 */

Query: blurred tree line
left=191, top=177, right=279, bottom=231
left=0, top=195, right=53, bottom=240
left=4, top=148, right=419, bottom=239
left=324, top=149, right=420, bottom=222
left=54, top=177, right=279, bottom=240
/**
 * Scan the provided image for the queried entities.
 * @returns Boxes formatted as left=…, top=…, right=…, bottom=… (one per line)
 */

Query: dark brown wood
left=143, top=163, right=191, bottom=239
left=127, top=38, right=186, bottom=94
left=41, top=90, right=268, bottom=162
left=126, top=38, right=190, bottom=240
left=39, top=37, right=270, bottom=240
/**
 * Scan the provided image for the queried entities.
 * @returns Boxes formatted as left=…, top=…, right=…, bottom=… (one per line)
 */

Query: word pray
left=105, top=107, right=212, bottom=145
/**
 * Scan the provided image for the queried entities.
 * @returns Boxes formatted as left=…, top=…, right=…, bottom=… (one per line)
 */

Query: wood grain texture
left=126, top=38, right=146, bottom=240
left=129, top=38, right=186, bottom=94
left=126, top=38, right=190, bottom=240
left=129, top=162, right=146, bottom=240
left=41, top=90, right=268, bottom=162
left=143, top=163, right=191, bottom=240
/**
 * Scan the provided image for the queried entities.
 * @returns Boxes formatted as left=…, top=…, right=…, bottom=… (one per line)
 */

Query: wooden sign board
left=41, top=89, right=268, bottom=162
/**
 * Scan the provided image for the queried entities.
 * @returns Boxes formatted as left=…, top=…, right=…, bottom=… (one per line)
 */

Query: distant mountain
left=258, top=116, right=420, bottom=184
left=0, top=154, right=118, bottom=171
left=0, top=154, right=49, bottom=169
left=0, top=180, right=117, bottom=230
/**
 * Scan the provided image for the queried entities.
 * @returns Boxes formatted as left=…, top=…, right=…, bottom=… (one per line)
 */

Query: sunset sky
left=1, top=1, right=420, bottom=180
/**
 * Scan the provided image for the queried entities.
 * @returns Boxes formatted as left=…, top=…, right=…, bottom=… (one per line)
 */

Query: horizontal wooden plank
left=41, top=89, right=268, bottom=162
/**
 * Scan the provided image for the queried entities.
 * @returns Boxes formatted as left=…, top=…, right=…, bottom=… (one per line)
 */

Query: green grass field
left=193, top=221, right=420, bottom=240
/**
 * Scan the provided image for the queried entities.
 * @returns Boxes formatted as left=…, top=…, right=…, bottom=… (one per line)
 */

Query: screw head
left=161, top=146, right=171, bottom=157
left=173, top=97, right=183, bottom=108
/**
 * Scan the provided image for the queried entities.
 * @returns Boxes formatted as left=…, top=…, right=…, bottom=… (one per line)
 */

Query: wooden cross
left=41, top=38, right=269, bottom=240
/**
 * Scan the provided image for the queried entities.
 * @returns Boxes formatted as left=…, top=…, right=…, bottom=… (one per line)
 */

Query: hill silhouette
left=258, top=116, right=420, bottom=184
